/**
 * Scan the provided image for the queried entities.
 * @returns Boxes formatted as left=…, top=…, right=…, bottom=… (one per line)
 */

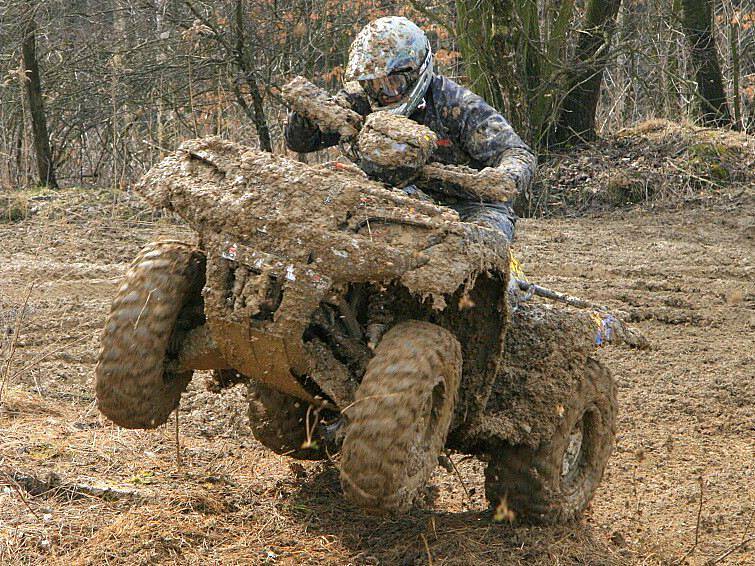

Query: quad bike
left=95, top=77, right=617, bottom=522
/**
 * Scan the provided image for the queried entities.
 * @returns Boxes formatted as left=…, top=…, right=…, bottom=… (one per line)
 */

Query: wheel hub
left=561, top=419, right=584, bottom=481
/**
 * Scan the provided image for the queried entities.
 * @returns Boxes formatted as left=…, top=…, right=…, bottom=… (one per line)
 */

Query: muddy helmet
left=345, top=16, right=433, bottom=116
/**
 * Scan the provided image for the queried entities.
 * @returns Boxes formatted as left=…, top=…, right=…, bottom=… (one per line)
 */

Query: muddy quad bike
left=95, top=78, right=617, bottom=522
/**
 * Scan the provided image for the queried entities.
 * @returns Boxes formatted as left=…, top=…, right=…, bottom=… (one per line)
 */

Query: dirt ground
left=1, top=140, right=754, bottom=564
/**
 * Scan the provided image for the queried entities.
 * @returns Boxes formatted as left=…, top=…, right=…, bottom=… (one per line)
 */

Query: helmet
left=345, top=16, right=433, bottom=117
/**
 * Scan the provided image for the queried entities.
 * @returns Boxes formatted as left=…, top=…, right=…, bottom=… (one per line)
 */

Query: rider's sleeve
left=439, top=78, right=536, bottom=200
left=464, top=113, right=536, bottom=199
left=284, top=85, right=371, bottom=153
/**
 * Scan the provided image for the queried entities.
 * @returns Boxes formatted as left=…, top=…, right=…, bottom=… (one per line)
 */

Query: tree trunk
left=551, top=0, right=623, bottom=148
left=680, top=0, right=733, bottom=127
left=21, top=15, right=58, bottom=188
left=455, top=1, right=523, bottom=133
left=233, top=0, right=272, bottom=152
left=244, top=74, right=272, bottom=152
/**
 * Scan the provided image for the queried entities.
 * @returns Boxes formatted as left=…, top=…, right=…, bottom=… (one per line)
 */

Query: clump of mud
left=281, top=76, right=363, bottom=137
left=419, top=162, right=518, bottom=203
left=530, top=119, right=755, bottom=215
left=357, top=111, right=437, bottom=169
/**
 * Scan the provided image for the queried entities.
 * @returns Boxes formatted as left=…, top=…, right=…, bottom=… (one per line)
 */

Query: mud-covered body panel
left=457, top=304, right=602, bottom=452
left=139, top=138, right=509, bottom=290
left=136, top=137, right=510, bottom=432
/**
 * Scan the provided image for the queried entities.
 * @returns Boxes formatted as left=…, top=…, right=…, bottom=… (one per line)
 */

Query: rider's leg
left=448, top=201, right=517, bottom=243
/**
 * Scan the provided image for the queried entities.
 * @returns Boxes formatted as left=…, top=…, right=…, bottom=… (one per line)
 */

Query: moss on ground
left=527, top=119, right=754, bottom=216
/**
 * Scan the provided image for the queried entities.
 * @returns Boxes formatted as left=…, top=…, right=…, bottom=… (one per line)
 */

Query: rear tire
left=95, top=241, right=205, bottom=429
left=340, top=321, right=462, bottom=513
left=247, top=381, right=327, bottom=460
left=484, top=357, right=617, bottom=524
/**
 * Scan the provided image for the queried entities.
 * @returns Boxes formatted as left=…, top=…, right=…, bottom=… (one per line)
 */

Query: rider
left=285, top=16, right=535, bottom=242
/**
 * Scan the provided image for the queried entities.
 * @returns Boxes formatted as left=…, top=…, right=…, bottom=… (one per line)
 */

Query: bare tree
left=680, top=0, right=734, bottom=127
left=551, top=0, right=623, bottom=147
left=20, top=11, right=57, bottom=188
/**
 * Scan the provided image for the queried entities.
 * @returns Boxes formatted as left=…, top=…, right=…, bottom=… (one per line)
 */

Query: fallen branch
left=4, top=472, right=42, bottom=521
left=706, top=536, right=755, bottom=565
left=444, top=450, right=471, bottom=503
left=706, top=511, right=755, bottom=565
left=3, top=469, right=142, bottom=502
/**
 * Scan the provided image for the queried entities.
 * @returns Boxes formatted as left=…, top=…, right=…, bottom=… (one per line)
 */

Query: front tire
left=95, top=241, right=205, bottom=429
left=340, top=321, right=462, bottom=514
left=485, top=357, right=617, bottom=524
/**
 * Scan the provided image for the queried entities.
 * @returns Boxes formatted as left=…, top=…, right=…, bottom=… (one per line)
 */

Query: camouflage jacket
left=285, top=74, right=536, bottom=204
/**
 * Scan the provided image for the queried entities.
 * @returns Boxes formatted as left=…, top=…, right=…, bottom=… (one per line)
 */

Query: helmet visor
left=360, top=70, right=418, bottom=106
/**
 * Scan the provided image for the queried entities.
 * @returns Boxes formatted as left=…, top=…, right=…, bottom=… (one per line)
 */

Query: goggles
left=360, top=69, right=419, bottom=105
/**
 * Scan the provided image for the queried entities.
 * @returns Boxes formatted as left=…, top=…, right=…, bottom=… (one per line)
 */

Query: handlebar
left=281, top=76, right=517, bottom=203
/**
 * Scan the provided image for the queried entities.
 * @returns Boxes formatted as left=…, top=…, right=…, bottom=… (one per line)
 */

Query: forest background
left=1, top=0, right=753, bottom=199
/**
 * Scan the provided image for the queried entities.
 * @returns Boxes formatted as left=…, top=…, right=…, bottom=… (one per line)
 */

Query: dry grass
left=0, top=377, right=648, bottom=565
left=1, top=138, right=753, bottom=564
left=0, top=186, right=163, bottom=225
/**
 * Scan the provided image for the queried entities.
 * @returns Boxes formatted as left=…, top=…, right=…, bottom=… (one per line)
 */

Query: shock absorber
left=366, top=289, right=393, bottom=349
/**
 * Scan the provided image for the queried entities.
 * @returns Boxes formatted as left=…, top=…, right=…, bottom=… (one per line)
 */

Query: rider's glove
left=472, top=167, right=518, bottom=203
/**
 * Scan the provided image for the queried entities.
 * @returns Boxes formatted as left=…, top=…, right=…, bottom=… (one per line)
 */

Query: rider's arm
left=437, top=78, right=536, bottom=201
left=463, top=112, right=536, bottom=200
left=284, top=84, right=371, bottom=154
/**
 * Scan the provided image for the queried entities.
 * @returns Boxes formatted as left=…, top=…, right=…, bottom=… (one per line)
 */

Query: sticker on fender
left=222, top=243, right=238, bottom=261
